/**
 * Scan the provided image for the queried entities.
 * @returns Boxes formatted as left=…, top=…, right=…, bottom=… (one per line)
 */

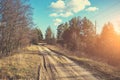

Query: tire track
left=61, top=56, right=99, bottom=80
left=44, top=48, right=74, bottom=80
left=38, top=46, right=100, bottom=80
left=38, top=46, right=59, bottom=80
left=43, top=47, right=87, bottom=80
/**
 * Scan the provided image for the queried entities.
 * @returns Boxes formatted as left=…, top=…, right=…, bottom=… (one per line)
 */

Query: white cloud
left=50, top=0, right=98, bottom=26
left=53, top=18, right=62, bottom=26
left=50, top=13, right=58, bottom=17
left=86, top=7, right=99, bottom=12
left=50, top=12, right=73, bottom=17
left=50, top=0, right=92, bottom=18
left=68, top=0, right=91, bottom=13
left=50, top=0, right=65, bottom=10
left=60, top=12, right=73, bottom=17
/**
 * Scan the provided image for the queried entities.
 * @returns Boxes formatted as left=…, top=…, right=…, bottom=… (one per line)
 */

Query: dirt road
left=38, top=46, right=100, bottom=80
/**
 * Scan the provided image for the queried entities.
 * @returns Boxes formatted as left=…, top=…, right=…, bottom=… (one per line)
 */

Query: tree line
left=0, top=0, right=43, bottom=57
left=32, top=16, right=120, bottom=67
left=56, top=17, right=120, bottom=67
left=43, top=16, right=120, bottom=67
left=0, top=0, right=56, bottom=57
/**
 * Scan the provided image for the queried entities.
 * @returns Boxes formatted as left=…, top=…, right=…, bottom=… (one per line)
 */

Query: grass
left=0, top=45, right=41, bottom=79
left=46, top=45, right=120, bottom=80
left=0, top=45, right=120, bottom=79
left=70, top=57, right=120, bottom=80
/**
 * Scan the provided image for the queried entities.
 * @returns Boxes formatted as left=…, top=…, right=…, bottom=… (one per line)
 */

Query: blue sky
left=29, top=0, right=120, bottom=36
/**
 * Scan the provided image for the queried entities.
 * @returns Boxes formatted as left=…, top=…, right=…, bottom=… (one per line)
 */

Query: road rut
left=38, top=46, right=100, bottom=80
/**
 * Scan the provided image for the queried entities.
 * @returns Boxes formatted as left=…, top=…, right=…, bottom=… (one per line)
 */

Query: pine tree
left=45, top=26, right=52, bottom=44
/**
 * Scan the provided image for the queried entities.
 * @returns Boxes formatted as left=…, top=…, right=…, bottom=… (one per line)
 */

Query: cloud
left=53, top=18, right=62, bottom=26
left=86, top=7, right=99, bottom=12
left=60, top=12, right=73, bottom=17
left=50, top=0, right=65, bottom=10
left=68, top=0, right=91, bottom=13
left=50, top=12, right=73, bottom=17
left=50, top=0, right=98, bottom=26
left=50, top=0, right=92, bottom=18
left=50, top=13, right=58, bottom=17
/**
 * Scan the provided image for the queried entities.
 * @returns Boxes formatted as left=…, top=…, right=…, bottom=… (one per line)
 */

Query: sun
left=111, top=16, right=120, bottom=34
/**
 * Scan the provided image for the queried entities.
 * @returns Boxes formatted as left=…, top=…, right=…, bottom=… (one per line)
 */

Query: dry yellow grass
left=46, top=45, right=120, bottom=80
left=0, top=45, right=41, bottom=79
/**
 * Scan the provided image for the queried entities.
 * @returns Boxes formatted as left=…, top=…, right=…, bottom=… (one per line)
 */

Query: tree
left=62, top=17, right=81, bottom=51
left=99, top=22, right=120, bottom=55
left=45, top=26, right=53, bottom=44
left=35, top=28, right=43, bottom=41
left=82, top=17, right=96, bottom=37
left=97, top=22, right=120, bottom=65
left=0, top=0, right=33, bottom=56
left=81, top=17, right=96, bottom=52
left=61, top=17, right=96, bottom=51
left=57, top=22, right=69, bottom=40
left=51, top=33, right=56, bottom=44
left=30, top=28, right=43, bottom=44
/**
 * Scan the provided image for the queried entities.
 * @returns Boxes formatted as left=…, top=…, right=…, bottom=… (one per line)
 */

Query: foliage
left=45, top=26, right=56, bottom=44
left=30, top=28, right=43, bottom=44
left=0, top=0, right=45, bottom=56
left=0, top=0, right=33, bottom=56
left=57, top=22, right=69, bottom=40
left=57, top=16, right=120, bottom=67
left=59, top=17, right=96, bottom=51
left=96, top=22, right=120, bottom=66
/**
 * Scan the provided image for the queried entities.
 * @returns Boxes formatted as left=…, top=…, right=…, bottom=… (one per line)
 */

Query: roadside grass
left=46, top=45, right=120, bottom=80
left=0, top=45, right=41, bottom=79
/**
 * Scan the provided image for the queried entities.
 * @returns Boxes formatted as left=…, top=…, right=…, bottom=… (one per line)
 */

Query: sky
left=29, top=0, right=120, bottom=36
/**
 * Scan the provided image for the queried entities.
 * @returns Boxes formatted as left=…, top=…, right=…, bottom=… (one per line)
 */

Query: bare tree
left=0, top=0, right=33, bottom=56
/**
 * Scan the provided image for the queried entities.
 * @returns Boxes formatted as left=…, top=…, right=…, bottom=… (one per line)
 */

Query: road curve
left=38, top=46, right=100, bottom=80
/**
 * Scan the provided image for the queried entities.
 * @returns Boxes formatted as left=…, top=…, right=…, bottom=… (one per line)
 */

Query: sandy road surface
left=38, top=46, right=100, bottom=80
